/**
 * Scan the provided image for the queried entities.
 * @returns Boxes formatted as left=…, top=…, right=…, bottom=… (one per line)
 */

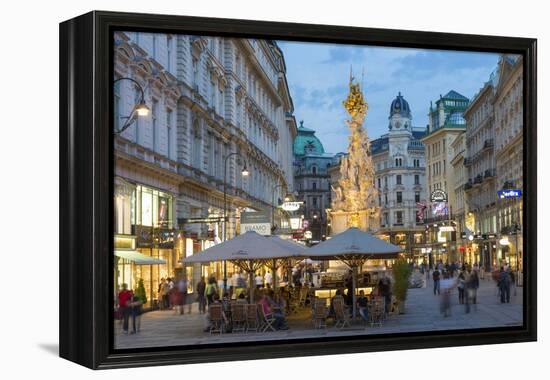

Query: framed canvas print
left=59, top=11, right=537, bottom=369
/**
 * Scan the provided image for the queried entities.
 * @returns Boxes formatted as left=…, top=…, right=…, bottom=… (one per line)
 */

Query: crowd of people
left=428, top=260, right=516, bottom=318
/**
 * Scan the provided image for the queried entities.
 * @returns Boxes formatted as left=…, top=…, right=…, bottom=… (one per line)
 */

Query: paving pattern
left=115, top=276, right=523, bottom=349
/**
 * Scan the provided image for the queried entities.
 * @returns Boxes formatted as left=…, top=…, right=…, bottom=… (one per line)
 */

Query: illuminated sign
left=497, top=189, right=522, bottom=199
left=281, top=201, right=303, bottom=212
left=430, top=189, right=448, bottom=203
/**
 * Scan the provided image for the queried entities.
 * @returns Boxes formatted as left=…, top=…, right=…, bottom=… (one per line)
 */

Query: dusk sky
left=277, top=41, right=500, bottom=154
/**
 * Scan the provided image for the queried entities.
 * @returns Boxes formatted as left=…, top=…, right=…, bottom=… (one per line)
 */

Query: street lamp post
left=271, top=184, right=287, bottom=232
left=223, top=152, right=249, bottom=291
left=113, top=77, right=150, bottom=134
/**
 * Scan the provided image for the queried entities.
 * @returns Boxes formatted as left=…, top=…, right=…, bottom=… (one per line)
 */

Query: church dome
left=389, top=92, right=411, bottom=118
left=293, top=121, right=325, bottom=156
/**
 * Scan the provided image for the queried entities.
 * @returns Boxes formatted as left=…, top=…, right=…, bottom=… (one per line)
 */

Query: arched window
left=312, top=165, right=317, bottom=175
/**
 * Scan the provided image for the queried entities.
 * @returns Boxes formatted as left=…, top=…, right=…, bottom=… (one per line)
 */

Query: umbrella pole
left=272, top=259, right=277, bottom=290
left=249, top=260, right=255, bottom=303
left=352, top=265, right=357, bottom=319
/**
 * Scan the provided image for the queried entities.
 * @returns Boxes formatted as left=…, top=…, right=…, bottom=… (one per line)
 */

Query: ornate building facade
left=113, top=32, right=297, bottom=305
left=371, top=93, right=427, bottom=256
left=422, top=90, right=469, bottom=263
left=463, top=73, right=498, bottom=268
left=494, top=55, right=523, bottom=270
left=293, top=122, right=334, bottom=241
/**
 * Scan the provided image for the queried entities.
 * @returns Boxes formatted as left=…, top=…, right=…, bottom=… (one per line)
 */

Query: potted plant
left=392, top=259, right=412, bottom=314
left=134, top=278, right=147, bottom=306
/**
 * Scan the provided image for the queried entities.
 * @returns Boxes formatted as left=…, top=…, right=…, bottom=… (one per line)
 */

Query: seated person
left=236, top=292, right=247, bottom=304
left=203, top=294, right=228, bottom=332
left=272, top=292, right=287, bottom=316
left=258, top=294, right=288, bottom=330
left=329, top=289, right=345, bottom=317
left=356, top=290, right=369, bottom=321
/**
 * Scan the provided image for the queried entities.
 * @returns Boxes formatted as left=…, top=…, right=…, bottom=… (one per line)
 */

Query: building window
left=192, top=121, right=201, bottom=168
left=167, top=35, right=172, bottom=71
left=166, top=109, right=173, bottom=159
left=384, top=177, right=388, bottom=187
left=312, top=166, right=317, bottom=175
left=395, top=211, right=403, bottom=225
left=396, top=175, right=402, bottom=185
left=312, top=182, right=317, bottom=190
left=415, top=192, right=420, bottom=203
left=378, top=178, right=381, bottom=188
left=312, top=197, right=317, bottom=207
left=152, top=99, right=159, bottom=152
left=114, top=80, right=121, bottom=132
left=414, top=175, right=420, bottom=185
left=396, top=192, right=403, bottom=204
left=384, top=193, right=388, bottom=205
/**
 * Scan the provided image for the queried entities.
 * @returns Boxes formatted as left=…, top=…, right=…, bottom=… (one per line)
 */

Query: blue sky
left=277, top=41, right=500, bottom=154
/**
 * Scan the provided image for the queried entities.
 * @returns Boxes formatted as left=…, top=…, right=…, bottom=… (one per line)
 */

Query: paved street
left=115, top=275, right=522, bottom=349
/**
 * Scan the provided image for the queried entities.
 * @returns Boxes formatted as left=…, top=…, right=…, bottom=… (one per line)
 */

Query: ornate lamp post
left=222, top=152, right=249, bottom=290
left=113, top=77, right=149, bottom=134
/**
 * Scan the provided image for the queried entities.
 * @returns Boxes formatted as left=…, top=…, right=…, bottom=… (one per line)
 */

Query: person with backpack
left=432, top=268, right=441, bottom=295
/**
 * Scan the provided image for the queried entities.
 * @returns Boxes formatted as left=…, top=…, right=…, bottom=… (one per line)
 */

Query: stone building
left=494, top=55, right=523, bottom=270
left=463, top=72, right=499, bottom=268
left=422, top=90, right=469, bottom=263
left=293, top=121, right=334, bottom=241
left=370, top=93, right=427, bottom=257
left=113, top=31, right=297, bottom=305
left=449, top=132, right=467, bottom=262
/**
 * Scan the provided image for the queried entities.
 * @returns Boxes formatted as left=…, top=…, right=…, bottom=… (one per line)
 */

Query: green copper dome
left=293, top=120, right=325, bottom=156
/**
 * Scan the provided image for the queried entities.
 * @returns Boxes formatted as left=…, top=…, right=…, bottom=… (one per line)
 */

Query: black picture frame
left=59, top=10, right=537, bottom=369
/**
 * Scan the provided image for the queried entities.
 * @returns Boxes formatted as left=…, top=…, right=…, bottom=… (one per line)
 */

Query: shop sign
left=430, top=189, right=448, bottom=203
left=241, top=223, right=271, bottom=235
left=304, top=231, right=313, bottom=239
left=281, top=201, right=303, bottom=212
left=302, top=219, right=310, bottom=229
left=497, top=189, right=522, bottom=199
left=178, top=217, right=226, bottom=224
left=290, top=217, right=301, bottom=230
left=241, top=211, right=270, bottom=224
left=135, top=225, right=153, bottom=247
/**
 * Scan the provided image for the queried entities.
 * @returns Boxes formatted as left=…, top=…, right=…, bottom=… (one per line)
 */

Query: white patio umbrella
left=182, top=231, right=306, bottom=301
left=265, top=236, right=307, bottom=288
left=307, top=227, right=402, bottom=318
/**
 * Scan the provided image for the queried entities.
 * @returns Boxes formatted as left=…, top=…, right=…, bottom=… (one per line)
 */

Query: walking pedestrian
left=205, top=276, right=218, bottom=306
left=457, top=272, right=465, bottom=304
left=433, top=268, right=441, bottom=295
left=117, top=283, right=133, bottom=334
left=498, top=267, right=511, bottom=303
left=440, top=272, right=455, bottom=317
left=196, top=276, right=206, bottom=314
left=177, top=277, right=188, bottom=314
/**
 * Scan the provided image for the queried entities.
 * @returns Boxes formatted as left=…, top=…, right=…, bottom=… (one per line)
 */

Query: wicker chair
left=208, top=304, right=224, bottom=334
left=333, top=298, right=351, bottom=329
left=245, top=304, right=259, bottom=333
left=368, top=298, right=385, bottom=327
left=231, top=303, right=246, bottom=333
left=312, top=301, right=328, bottom=329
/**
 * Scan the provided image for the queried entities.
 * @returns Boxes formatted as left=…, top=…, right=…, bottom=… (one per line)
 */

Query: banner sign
left=178, top=217, right=226, bottom=224
left=241, top=211, right=271, bottom=236
left=497, top=189, right=522, bottom=199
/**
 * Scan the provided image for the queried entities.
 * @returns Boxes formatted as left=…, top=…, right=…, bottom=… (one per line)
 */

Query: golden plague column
left=328, top=74, right=380, bottom=234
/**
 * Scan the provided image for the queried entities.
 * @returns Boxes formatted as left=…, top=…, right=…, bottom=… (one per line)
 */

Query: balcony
left=463, top=157, right=472, bottom=166
left=484, top=169, right=496, bottom=178
left=473, top=174, right=483, bottom=185
left=464, top=181, right=473, bottom=190
left=482, top=138, right=494, bottom=150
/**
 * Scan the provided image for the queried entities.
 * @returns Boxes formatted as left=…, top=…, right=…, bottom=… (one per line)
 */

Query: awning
left=114, top=250, right=166, bottom=265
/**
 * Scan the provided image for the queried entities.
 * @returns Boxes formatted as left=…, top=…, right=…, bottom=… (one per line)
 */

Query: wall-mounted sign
left=241, top=211, right=271, bottom=236
left=431, top=202, right=448, bottom=217
left=497, top=189, right=522, bottom=199
left=289, top=217, right=301, bottom=230
left=178, top=217, right=227, bottom=224
left=302, top=219, right=310, bottom=229
left=430, top=189, right=448, bottom=203
left=281, top=201, right=303, bottom=212
left=439, top=226, right=455, bottom=232
left=304, top=231, right=313, bottom=239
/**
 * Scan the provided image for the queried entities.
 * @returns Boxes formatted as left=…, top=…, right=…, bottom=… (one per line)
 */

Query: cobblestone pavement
left=115, top=275, right=523, bottom=349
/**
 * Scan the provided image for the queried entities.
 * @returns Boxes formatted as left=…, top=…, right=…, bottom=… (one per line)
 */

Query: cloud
left=278, top=40, right=499, bottom=153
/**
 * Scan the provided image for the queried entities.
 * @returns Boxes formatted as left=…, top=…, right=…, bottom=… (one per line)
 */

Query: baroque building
left=371, top=93, right=427, bottom=257
left=293, top=121, right=334, bottom=241
left=494, top=55, right=523, bottom=271
left=422, top=90, right=469, bottom=264
left=463, top=71, right=499, bottom=268
left=113, top=31, right=297, bottom=305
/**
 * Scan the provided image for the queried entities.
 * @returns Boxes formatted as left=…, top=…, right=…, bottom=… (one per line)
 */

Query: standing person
left=432, top=267, right=441, bottom=295
left=457, top=272, right=465, bottom=305
left=380, top=277, right=392, bottom=314
left=196, top=276, right=207, bottom=314
left=117, top=283, right=133, bottom=334
left=157, top=278, right=165, bottom=310
left=230, top=271, right=239, bottom=299
left=264, top=271, right=273, bottom=288
left=205, top=277, right=218, bottom=306
left=498, top=267, right=511, bottom=303
left=130, top=293, right=142, bottom=334
left=161, top=278, right=170, bottom=310
left=255, top=272, right=263, bottom=289
left=177, top=277, right=188, bottom=315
